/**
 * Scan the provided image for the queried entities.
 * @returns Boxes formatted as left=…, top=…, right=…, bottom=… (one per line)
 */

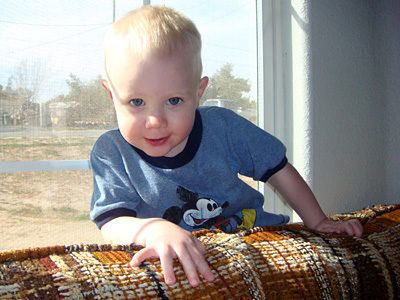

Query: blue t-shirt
left=90, top=106, right=289, bottom=232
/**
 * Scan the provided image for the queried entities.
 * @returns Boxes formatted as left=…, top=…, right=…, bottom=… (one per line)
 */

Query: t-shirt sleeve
left=90, top=134, right=140, bottom=229
left=215, top=108, right=287, bottom=182
left=259, top=156, right=288, bottom=182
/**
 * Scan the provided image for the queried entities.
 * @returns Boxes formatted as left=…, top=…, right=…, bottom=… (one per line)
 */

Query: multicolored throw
left=1, top=204, right=399, bottom=299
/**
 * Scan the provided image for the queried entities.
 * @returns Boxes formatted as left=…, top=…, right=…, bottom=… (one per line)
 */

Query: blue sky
left=0, top=0, right=257, bottom=102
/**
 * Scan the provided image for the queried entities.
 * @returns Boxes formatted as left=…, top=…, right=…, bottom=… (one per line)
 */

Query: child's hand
left=314, top=218, right=363, bottom=237
left=130, top=219, right=215, bottom=287
left=267, top=163, right=363, bottom=238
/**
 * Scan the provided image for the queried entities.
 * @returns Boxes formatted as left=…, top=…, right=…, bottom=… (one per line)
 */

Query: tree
left=0, top=76, right=27, bottom=125
left=1, top=60, right=50, bottom=125
left=14, top=60, right=48, bottom=106
left=2, top=77, right=18, bottom=101
left=64, top=74, right=116, bottom=127
left=201, top=63, right=252, bottom=107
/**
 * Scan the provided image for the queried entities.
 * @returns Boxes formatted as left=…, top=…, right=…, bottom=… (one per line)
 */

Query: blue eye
left=130, top=99, right=144, bottom=106
left=167, top=97, right=182, bottom=105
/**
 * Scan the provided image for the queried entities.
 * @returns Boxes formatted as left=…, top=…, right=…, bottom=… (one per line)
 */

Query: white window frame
left=257, top=0, right=295, bottom=219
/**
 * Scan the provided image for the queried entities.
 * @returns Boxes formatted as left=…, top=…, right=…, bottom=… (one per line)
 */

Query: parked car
left=202, top=99, right=257, bottom=123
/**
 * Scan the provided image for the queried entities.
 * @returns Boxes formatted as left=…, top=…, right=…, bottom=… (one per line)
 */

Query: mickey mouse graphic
left=163, top=186, right=243, bottom=231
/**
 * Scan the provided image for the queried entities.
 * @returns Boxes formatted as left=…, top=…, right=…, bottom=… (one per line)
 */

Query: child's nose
left=145, top=114, right=167, bottom=129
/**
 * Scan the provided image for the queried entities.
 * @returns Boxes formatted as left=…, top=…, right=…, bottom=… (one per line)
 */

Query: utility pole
left=113, top=0, right=150, bottom=22
left=113, top=0, right=115, bottom=22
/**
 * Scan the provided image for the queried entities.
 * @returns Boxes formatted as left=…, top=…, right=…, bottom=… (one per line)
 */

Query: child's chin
left=148, top=152, right=167, bottom=157
left=144, top=148, right=172, bottom=158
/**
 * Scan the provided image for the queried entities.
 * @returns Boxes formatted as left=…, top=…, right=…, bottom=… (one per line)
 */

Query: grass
left=11, top=188, right=32, bottom=195
left=54, top=206, right=78, bottom=213
left=73, top=213, right=91, bottom=221
left=44, top=149, right=61, bottom=156
left=10, top=204, right=43, bottom=217
left=5, top=204, right=89, bottom=221
left=52, top=206, right=90, bottom=221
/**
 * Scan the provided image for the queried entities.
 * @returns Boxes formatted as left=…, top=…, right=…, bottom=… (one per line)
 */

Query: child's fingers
left=176, top=244, right=203, bottom=287
left=170, top=237, right=214, bottom=287
left=346, top=219, right=363, bottom=237
left=194, top=238, right=206, bottom=255
left=335, top=219, right=363, bottom=237
left=159, top=248, right=177, bottom=285
left=130, top=247, right=157, bottom=267
left=340, top=223, right=356, bottom=236
left=131, top=247, right=179, bottom=285
left=182, top=240, right=215, bottom=285
left=195, top=257, right=215, bottom=282
left=355, top=221, right=363, bottom=237
left=317, top=218, right=363, bottom=238
left=192, top=239, right=215, bottom=282
left=131, top=244, right=204, bottom=287
left=129, top=234, right=214, bottom=287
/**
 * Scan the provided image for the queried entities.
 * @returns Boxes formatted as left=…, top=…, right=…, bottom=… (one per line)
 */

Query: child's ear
left=101, top=80, right=113, bottom=101
left=197, top=76, right=208, bottom=103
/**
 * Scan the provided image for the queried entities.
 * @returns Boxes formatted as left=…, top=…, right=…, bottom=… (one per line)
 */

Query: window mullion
left=0, top=160, right=90, bottom=173
left=257, top=0, right=293, bottom=219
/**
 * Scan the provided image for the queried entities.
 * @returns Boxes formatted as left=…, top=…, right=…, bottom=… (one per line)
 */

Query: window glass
left=0, top=0, right=257, bottom=250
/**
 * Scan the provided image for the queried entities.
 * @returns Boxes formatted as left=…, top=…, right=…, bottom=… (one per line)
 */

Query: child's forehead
left=106, top=48, right=187, bottom=74
left=106, top=36, right=192, bottom=62
left=106, top=45, right=198, bottom=79
left=106, top=51, right=199, bottom=97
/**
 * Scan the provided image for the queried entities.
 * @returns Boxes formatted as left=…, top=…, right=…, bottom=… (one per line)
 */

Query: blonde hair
left=104, top=5, right=203, bottom=78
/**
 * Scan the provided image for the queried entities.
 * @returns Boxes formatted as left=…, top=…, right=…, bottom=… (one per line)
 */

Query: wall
left=301, top=0, right=400, bottom=213
left=376, top=0, right=400, bottom=204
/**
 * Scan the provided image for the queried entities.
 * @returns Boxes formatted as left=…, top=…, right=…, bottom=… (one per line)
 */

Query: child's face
left=103, top=50, right=208, bottom=157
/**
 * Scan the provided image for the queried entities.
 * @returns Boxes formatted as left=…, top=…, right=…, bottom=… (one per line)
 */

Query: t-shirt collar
left=131, top=109, right=203, bottom=169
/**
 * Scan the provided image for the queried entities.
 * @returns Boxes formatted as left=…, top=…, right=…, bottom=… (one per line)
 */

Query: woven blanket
left=1, top=204, right=399, bottom=300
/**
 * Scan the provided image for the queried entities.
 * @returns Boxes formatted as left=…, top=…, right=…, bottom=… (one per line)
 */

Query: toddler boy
left=90, top=5, right=363, bottom=288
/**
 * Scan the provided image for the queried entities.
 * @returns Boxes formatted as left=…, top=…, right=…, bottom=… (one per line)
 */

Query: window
left=0, top=0, right=258, bottom=250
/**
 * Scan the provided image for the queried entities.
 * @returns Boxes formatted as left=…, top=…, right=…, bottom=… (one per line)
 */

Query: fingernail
left=130, top=259, right=138, bottom=267
left=165, top=276, right=175, bottom=285
left=190, top=279, right=199, bottom=287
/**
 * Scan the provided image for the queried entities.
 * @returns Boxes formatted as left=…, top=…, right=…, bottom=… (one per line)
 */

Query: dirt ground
left=0, top=135, right=104, bottom=251
left=0, top=134, right=258, bottom=251
left=0, top=211, right=104, bottom=250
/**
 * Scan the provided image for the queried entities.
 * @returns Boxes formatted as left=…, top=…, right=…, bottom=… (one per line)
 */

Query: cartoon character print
left=236, top=208, right=257, bottom=230
left=163, top=186, right=240, bottom=231
left=163, top=186, right=257, bottom=231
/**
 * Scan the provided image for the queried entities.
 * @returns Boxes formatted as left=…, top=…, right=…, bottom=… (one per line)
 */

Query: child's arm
left=101, top=216, right=215, bottom=287
left=267, top=162, right=363, bottom=237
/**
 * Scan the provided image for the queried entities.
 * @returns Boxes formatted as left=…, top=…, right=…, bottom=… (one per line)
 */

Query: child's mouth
left=145, top=136, right=169, bottom=146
